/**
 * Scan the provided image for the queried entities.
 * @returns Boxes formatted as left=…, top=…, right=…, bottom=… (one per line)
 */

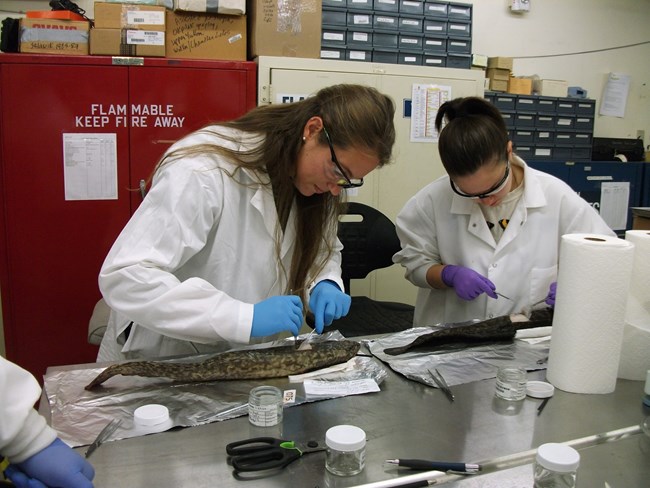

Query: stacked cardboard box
left=90, top=2, right=167, bottom=56
left=486, top=56, right=512, bottom=92
left=20, top=18, right=90, bottom=55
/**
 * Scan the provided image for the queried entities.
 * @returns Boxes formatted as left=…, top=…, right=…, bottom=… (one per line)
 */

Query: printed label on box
left=127, top=10, right=165, bottom=26
left=127, top=30, right=165, bottom=45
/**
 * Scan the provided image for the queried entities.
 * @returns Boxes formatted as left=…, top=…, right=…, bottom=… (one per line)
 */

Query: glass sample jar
left=495, top=366, right=527, bottom=401
left=248, top=386, right=283, bottom=427
left=534, top=443, right=580, bottom=488
left=325, top=425, right=366, bottom=476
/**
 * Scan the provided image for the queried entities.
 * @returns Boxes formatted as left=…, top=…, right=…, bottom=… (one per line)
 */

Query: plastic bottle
left=495, top=366, right=527, bottom=401
left=534, top=443, right=580, bottom=488
left=325, top=425, right=366, bottom=476
left=248, top=385, right=283, bottom=427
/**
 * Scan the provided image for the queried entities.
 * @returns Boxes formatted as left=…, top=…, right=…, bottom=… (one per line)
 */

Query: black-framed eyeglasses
left=450, top=161, right=511, bottom=199
left=322, top=126, right=364, bottom=189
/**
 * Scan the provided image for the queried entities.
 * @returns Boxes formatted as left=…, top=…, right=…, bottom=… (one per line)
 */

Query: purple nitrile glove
left=441, top=265, right=497, bottom=301
left=545, top=282, right=557, bottom=308
left=309, top=280, right=351, bottom=334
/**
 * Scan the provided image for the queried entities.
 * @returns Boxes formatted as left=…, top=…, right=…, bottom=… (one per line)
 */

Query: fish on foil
left=383, top=309, right=554, bottom=356
left=85, top=340, right=360, bottom=389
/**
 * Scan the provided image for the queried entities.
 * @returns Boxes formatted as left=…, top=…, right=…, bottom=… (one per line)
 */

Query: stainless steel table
left=44, top=351, right=649, bottom=488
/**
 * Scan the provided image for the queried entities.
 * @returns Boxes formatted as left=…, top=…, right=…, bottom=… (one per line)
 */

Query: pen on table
left=537, top=396, right=551, bottom=416
left=385, top=459, right=481, bottom=474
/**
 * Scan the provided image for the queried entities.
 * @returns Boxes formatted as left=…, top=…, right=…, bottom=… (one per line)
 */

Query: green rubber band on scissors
left=280, top=441, right=302, bottom=455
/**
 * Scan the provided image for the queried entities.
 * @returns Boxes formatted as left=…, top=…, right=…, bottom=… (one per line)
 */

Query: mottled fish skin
left=85, top=340, right=360, bottom=390
left=384, top=309, right=553, bottom=356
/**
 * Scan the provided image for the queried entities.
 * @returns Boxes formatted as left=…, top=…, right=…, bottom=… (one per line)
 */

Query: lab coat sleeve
left=393, top=190, right=441, bottom=289
left=308, top=230, right=345, bottom=293
left=0, top=357, right=57, bottom=463
left=558, top=188, right=616, bottom=237
left=99, top=155, right=252, bottom=345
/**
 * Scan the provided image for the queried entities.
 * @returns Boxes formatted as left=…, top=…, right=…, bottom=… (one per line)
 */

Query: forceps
left=428, top=369, right=455, bottom=403
left=85, top=418, right=122, bottom=458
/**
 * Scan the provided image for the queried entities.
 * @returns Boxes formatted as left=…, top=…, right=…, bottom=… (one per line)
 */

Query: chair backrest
left=337, top=202, right=401, bottom=292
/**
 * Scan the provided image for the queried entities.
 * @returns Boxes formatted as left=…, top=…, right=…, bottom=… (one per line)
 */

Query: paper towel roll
left=618, top=230, right=650, bottom=380
left=547, top=233, right=634, bottom=394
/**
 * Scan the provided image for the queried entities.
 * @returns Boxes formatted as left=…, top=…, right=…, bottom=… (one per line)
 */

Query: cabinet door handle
left=139, top=179, right=147, bottom=199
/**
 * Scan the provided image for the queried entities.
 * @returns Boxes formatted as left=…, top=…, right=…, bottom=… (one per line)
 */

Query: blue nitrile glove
left=251, top=295, right=303, bottom=338
left=5, top=438, right=95, bottom=488
left=545, top=282, right=557, bottom=308
left=309, top=281, right=351, bottom=334
left=441, top=265, right=497, bottom=301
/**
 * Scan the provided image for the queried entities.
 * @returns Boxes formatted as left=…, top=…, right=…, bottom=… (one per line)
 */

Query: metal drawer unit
left=485, top=91, right=596, bottom=162
left=321, top=0, right=472, bottom=67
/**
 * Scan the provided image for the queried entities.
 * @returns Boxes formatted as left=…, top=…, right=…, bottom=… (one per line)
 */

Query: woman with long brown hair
left=97, top=84, right=396, bottom=361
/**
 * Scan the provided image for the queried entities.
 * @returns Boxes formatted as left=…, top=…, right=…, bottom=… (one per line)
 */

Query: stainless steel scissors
left=226, top=437, right=325, bottom=472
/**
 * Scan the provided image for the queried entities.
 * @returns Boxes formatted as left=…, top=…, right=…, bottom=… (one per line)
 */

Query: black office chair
left=327, top=202, right=415, bottom=337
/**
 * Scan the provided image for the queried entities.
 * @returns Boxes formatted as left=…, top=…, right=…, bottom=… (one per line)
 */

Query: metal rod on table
left=350, top=424, right=643, bottom=488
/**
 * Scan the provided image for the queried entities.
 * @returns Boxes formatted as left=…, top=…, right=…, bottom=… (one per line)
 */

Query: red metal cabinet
left=0, top=54, right=256, bottom=379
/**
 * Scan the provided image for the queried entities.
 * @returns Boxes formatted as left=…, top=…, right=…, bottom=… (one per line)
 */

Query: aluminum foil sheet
left=43, top=332, right=387, bottom=447
left=365, top=323, right=550, bottom=388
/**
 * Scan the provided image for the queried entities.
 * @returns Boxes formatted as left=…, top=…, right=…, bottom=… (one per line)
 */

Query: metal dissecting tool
left=428, top=369, right=455, bottom=403
left=85, top=418, right=122, bottom=458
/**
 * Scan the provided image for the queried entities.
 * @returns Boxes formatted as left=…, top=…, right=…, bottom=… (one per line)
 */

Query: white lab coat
left=0, top=356, right=57, bottom=463
left=393, top=156, right=615, bottom=326
left=98, top=127, right=344, bottom=361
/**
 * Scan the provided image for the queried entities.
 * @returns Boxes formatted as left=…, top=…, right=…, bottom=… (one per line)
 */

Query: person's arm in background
left=0, top=356, right=94, bottom=488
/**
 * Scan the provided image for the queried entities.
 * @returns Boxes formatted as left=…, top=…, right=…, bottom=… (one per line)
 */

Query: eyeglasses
left=450, top=161, right=511, bottom=199
left=322, top=126, right=364, bottom=189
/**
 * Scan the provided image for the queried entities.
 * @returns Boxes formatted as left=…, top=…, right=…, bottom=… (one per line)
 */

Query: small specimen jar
left=534, top=443, right=580, bottom=488
left=248, top=386, right=283, bottom=427
left=495, top=366, right=527, bottom=401
left=325, top=425, right=366, bottom=476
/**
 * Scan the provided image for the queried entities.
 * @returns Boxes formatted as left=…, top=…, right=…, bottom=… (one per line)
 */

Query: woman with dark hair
left=97, top=84, right=396, bottom=361
left=393, top=96, right=613, bottom=326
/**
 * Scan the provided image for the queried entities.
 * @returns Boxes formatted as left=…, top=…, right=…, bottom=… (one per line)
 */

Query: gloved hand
left=5, top=438, right=95, bottom=488
left=441, top=265, right=497, bottom=301
left=309, top=281, right=351, bottom=334
left=251, top=295, right=303, bottom=338
left=545, top=282, right=557, bottom=307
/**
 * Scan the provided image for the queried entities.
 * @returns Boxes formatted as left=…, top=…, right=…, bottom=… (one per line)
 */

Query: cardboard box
left=508, top=77, right=533, bottom=95
left=489, top=78, right=508, bottom=92
left=534, top=79, right=568, bottom=97
left=90, top=28, right=166, bottom=57
left=471, top=53, right=487, bottom=68
left=94, top=2, right=166, bottom=31
left=20, top=18, right=89, bottom=55
left=487, top=56, right=513, bottom=70
left=247, top=0, right=322, bottom=59
left=174, top=0, right=246, bottom=15
left=632, top=208, right=650, bottom=230
left=166, top=11, right=246, bottom=60
left=486, top=67, right=510, bottom=81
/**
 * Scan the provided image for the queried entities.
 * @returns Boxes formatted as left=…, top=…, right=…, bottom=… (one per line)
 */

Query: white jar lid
left=536, top=443, right=580, bottom=472
left=526, top=381, right=555, bottom=398
left=326, top=425, right=366, bottom=451
left=134, top=404, right=169, bottom=427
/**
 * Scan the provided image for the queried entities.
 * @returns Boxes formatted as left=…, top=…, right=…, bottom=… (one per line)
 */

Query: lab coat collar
left=248, top=171, right=297, bottom=260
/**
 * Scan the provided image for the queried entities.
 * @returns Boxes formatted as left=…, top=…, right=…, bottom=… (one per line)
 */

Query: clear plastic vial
left=534, top=443, right=580, bottom=488
left=325, top=425, right=366, bottom=476
left=248, top=386, right=283, bottom=427
left=495, top=366, right=527, bottom=401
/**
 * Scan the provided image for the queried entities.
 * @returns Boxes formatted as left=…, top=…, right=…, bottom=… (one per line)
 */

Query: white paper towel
left=547, top=233, right=634, bottom=394
left=618, top=230, right=650, bottom=380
